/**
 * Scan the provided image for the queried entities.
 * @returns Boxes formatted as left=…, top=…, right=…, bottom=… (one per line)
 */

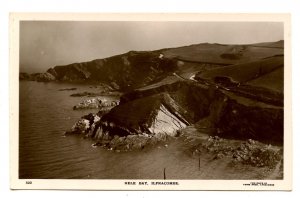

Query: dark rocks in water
left=58, top=88, right=77, bottom=91
left=73, top=98, right=119, bottom=110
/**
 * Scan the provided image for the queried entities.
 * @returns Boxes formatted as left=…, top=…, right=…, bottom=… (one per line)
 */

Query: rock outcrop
left=73, top=98, right=119, bottom=110
left=67, top=78, right=283, bottom=152
left=65, top=111, right=175, bottom=151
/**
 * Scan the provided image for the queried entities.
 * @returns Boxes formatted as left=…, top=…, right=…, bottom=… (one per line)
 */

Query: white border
left=9, top=13, right=292, bottom=191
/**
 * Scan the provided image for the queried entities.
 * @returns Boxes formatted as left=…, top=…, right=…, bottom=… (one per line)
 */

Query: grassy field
left=250, top=40, right=284, bottom=48
left=247, top=67, right=283, bottom=93
left=197, top=55, right=283, bottom=83
left=161, top=42, right=283, bottom=65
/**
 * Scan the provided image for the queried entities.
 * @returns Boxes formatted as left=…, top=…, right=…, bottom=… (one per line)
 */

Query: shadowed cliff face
left=117, top=81, right=283, bottom=143
left=20, top=51, right=178, bottom=91
left=46, top=51, right=178, bottom=91
left=214, top=99, right=283, bottom=142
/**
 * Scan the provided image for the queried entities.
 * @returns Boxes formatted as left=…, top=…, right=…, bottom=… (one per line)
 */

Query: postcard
left=10, top=13, right=292, bottom=190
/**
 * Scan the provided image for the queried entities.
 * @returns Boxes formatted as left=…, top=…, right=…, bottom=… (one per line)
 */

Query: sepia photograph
left=10, top=13, right=292, bottom=190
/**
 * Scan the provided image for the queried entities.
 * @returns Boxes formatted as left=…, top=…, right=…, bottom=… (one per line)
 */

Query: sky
left=19, top=21, right=283, bottom=73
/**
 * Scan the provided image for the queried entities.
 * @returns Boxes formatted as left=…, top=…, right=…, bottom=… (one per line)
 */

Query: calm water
left=19, top=81, right=205, bottom=179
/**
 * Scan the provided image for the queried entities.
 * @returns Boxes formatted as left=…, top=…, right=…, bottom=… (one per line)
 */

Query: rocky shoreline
left=65, top=112, right=175, bottom=151
left=188, top=135, right=282, bottom=168
left=65, top=110, right=282, bottom=169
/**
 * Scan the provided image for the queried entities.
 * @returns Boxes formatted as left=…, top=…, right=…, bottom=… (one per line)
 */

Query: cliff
left=21, top=51, right=178, bottom=91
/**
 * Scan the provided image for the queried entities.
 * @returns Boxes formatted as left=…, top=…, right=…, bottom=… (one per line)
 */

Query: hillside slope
left=20, top=41, right=284, bottom=92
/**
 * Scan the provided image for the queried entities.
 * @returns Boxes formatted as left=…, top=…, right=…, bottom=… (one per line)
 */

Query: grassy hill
left=161, top=42, right=283, bottom=65
left=196, top=55, right=283, bottom=85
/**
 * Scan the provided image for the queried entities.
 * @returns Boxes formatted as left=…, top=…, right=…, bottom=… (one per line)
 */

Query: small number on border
left=26, top=181, right=32, bottom=184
